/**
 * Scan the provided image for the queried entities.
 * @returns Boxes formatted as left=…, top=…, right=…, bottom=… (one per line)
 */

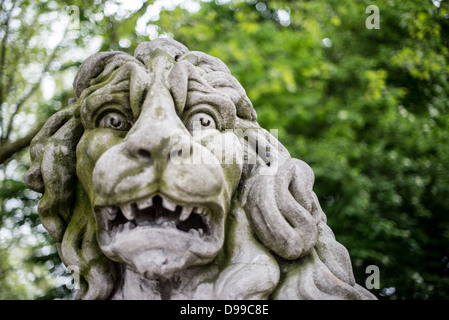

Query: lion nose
left=124, top=87, right=191, bottom=169
left=125, top=120, right=189, bottom=165
left=136, top=149, right=152, bottom=162
left=126, top=133, right=187, bottom=164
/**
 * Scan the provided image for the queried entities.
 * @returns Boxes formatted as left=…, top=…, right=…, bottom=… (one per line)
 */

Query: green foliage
left=0, top=0, right=448, bottom=299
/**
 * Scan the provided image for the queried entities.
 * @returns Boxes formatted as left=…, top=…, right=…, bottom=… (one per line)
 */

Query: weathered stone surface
left=24, top=38, right=376, bottom=300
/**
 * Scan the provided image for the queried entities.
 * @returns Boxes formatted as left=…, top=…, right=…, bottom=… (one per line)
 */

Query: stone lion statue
left=24, top=38, right=376, bottom=300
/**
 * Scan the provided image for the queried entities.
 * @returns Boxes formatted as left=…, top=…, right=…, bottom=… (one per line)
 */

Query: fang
left=121, top=203, right=136, bottom=220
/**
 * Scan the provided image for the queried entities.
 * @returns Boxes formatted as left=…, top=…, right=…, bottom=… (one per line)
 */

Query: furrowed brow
left=168, top=61, right=236, bottom=129
left=77, top=61, right=144, bottom=122
left=81, top=92, right=131, bottom=129
left=80, top=80, right=131, bottom=129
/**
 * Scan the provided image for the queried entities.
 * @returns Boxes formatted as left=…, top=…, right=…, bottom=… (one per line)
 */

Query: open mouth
left=97, top=194, right=210, bottom=238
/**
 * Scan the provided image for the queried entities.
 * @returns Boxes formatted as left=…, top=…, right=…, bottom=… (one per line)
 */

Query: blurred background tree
left=0, top=0, right=448, bottom=299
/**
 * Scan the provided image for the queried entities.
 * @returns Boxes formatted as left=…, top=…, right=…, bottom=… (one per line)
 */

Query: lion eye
left=186, top=113, right=216, bottom=131
left=98, top=112, right=131, bottom=131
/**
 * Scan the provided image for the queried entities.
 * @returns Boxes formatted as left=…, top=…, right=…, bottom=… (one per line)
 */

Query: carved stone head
left=24, top=38, right=375, bottom=300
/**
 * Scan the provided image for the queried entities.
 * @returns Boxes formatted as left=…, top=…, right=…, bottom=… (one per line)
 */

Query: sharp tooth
left=103, top=207, right=117, bottom=220
left=196, top=207, right=207, bottom=215
left=162, top=197, right=177, bottom=211
left=137, top=197, right=153, bottom=210
left=180, top=206, right=193, bottom=221
left=121, top=203, right=136, bottom=220
left=123, top=221, right=132, bottom=232
left=192, top=206, right=208, bottom=216
left=198, top=228, right=204, bottom=237
left=155, top=217, right=165, bottom=226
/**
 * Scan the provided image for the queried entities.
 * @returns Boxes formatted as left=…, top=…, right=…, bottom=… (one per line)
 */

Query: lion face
left=74, top=47, right=244, bottom=280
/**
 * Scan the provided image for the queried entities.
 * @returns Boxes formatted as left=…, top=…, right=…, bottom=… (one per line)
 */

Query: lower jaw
left=113, top=247, right=217, bottom=281
left=99, top=228, right=222, bottom=278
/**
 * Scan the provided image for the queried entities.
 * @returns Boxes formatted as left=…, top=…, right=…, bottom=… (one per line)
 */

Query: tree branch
left=0, top=0, right=18, bottom=127
left=1, top=81, right=41, bottom=143
left=2, top=24, right=68, bottom=143
left=4, top=8, right=39, bottom=104
left=0, top=122, right=43, bottom=165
